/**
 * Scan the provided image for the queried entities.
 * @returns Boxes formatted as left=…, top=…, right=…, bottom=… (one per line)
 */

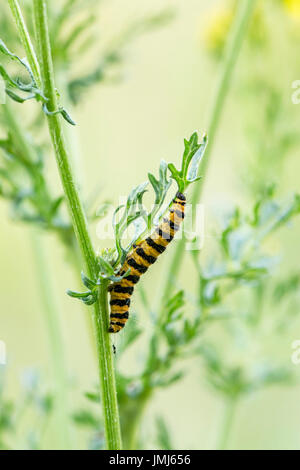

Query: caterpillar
left=108, top=191, right=186, bottom=333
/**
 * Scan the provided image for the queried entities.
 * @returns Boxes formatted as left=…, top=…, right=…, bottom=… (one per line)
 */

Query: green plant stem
left=9, top=0, right=97, bottom=367
left=2, top=103, right=71, bottom=448
left=30, top=230, right=71, bottom=449
left=217, top=398, right=237, bottom=450
left=8, top=0, right=42, bottom=88
left=32, top=0, right=122, bottom=449
left=137, top=1, right=256, bottom=443
left=2, top=99, right=71, bottom=448
left=160, top=0, right=256, bottom=300
left=122, top=390, right=152, bottom=450
left=34, top=1, right=95, bottom=274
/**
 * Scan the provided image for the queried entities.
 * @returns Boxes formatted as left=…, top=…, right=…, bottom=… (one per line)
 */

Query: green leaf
left=84, top=391, right=101, bottom=403
left=60, top=108, right=76, bottom=126
left=5, top=89, right=34, bottom=103
left=108, top=268, right=131, bottom=283
left=49, top=196, right=64, bottom=217
left=0, top=38, right=34, bottom=81
left=81, top=271, right=97, bottom=289
left=164, top=290, right=185, bottom=323
left=167, top=162, right=180, bottom=181
left=168, top=132, right=207, bottom=192
left=148, top=173, right=159, bottom=198
left=72, top=410, right=99, bottom=428
left=42, top=104, right=76, bottom=126
left=187, top=134, right=207, bottom=182
left=98, top=256, right=115, bottom=277
left=0, top=38, right=75, bottom=126
left=113, top=182, right=148, bottom=264
left=66, top=289, right=91, bottom=299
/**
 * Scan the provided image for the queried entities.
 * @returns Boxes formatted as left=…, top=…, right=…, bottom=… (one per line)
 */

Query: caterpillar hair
left=108, top=191, right=186, bottom=333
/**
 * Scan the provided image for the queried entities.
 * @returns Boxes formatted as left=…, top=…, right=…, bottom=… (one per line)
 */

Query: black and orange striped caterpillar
left=108, top=191, right=186, bottom=333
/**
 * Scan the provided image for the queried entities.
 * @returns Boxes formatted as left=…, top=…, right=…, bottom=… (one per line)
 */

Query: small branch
left=31, top=230, right=72, bottom=449
left=217, top=398, right=237, bottom=450
left=159, top=0, right=256, bottom=300
left=8, top=0, right=42, bottom=87
left=33, top=0, right=96, bottom=274
left=193, top=0, right=256, bottom=204
left=1, top=101, right=71, bottom=447
left=32, top=0, right=122, bottom=449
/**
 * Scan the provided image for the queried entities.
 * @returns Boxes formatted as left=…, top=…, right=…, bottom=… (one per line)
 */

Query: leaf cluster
left=0, top=39, right=74, bottom=125
left=113, top=133, right=207, bottom=267
left=0, top=119, right=75, bottom=247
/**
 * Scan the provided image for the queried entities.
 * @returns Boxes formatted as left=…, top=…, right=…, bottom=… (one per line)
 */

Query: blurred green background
left=1, top=0, right=300, bottom=450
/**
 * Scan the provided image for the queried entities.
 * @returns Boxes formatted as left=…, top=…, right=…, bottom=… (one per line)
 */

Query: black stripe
left=110, top=321, right=125, bottom=328
left=112, top=284, right=134, bottom=294
left=146, top=237, right=166, bottom=254
left=175, top=191, right=186, bottom=201
left=175, top=209, right=184, bottom=219
left=156, top=227, right=173, bottom=241
left=136, top=247, right=157, bottom=264
left=127, top=257, right=148, bottom=274
left=175, top=199, right=186, bottom=206
left=110, top=312, right=129, bottom=319
left=110, top=298, right=130, bottom=307
left=126, top=274, right=140, bottom=284
left=164, top=217, right=180, bottom=231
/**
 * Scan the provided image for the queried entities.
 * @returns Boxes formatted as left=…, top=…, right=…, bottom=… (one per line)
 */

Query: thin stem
left=8, top=0, right=42, bottom=88
left=30, top=230, right=72, bottom=449
left=160, top=0, right=256, bottom=299
left=196, top=0, right=256, bottom=198
left=217, top=398, right=237, bottom=450
left=124, top=390, right=151, bottom=450
left=8, top=0, right=97, bottom=377
left=32, top=0, right=122, bottom=449
left=33, top=0, right=95, bottom=274
left=94, top=280, right=122, bottom=449
left=1, top=102, right=71, bottom=448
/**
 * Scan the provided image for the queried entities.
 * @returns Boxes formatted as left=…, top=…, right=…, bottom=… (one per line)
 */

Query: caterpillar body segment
left=108, top=191, right=186, bottom=333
